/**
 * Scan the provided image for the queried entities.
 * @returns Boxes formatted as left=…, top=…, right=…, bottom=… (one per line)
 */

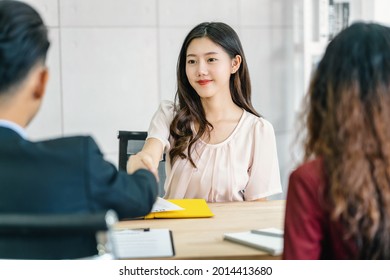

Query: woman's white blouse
left=147, top=100, right=282, bottom=202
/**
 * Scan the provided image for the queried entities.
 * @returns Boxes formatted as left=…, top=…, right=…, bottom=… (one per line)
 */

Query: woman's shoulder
left=159, top=100, right=175, bottom=111
left=241, top=111, right=275, bottom=134
left=157, top=100, right=176, bottom=118
left=289, top=158, right=326, bottom=190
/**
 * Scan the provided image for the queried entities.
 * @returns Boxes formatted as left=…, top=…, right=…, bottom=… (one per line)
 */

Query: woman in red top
left=284, top=22, right=390, bottom=259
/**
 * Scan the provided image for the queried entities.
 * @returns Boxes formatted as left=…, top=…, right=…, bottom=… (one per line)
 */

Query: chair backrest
left=0, top=210, right=118, bottom=260
left=117, top=130, right=166, bottom=197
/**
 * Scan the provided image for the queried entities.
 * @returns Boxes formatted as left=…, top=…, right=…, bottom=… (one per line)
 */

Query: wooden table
left=115, top=200, right=285, bottom=260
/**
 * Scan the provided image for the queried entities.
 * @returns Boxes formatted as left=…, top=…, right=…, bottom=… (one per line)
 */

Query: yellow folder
left=144, top=199, right=214, bottom=219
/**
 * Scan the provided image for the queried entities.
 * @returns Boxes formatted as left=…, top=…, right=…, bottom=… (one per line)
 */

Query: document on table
left=111, top=228, right=175, bottom=259
left=150, top=197, right=184, bottom=213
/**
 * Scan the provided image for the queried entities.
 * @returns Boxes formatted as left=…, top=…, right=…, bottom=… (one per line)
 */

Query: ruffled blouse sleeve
left=147, top=100, right=175, bottom=152
left=243, top=118, right=282, bottom=200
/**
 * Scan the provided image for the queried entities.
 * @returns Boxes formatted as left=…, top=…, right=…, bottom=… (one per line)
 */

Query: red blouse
left=283, top=158, right=358, bottom=259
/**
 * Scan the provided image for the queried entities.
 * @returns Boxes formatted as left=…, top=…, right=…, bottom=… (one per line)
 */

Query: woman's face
left=185, top=37, right=240, bottom=100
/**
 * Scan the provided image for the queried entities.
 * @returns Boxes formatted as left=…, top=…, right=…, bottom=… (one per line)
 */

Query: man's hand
left=127, top=151, right=159, bottom=182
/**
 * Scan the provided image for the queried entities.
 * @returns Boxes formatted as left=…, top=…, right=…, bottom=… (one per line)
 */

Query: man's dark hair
left=0, top=0, right=50, bottom=94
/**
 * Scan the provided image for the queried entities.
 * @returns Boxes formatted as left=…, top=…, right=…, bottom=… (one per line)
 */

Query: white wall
left=372, top=0, right=390, bottom=26
left=22, top=0, right=298, bottom=199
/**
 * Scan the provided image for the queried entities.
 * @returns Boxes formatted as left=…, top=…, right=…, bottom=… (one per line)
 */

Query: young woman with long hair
left=129, top=22, right=281, bottom=202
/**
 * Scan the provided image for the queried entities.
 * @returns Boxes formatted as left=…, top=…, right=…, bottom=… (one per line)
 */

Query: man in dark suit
left=0, top=1, right=158, bottom=258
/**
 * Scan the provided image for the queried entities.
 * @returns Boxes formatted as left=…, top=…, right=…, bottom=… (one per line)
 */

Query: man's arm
left=85, top=136, right=158, bottom=219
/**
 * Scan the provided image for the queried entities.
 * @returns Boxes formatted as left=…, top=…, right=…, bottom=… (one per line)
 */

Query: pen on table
left=115, top=228, right=150, bottom=232
left=250, top=229, right=283, bottom=237
left=132, top=228, right=150, bottom=232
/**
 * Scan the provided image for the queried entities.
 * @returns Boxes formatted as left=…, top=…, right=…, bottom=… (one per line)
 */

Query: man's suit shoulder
left=39, top=135, right=98, bottom=149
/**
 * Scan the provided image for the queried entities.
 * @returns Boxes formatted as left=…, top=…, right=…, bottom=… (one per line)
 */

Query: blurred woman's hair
left=302, top=22, right=390, bottom=259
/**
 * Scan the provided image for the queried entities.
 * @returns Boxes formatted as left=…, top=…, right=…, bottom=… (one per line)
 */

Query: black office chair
left=0, top=210, right=118, bottom=260
left=117, top=130, right=166, bottom=197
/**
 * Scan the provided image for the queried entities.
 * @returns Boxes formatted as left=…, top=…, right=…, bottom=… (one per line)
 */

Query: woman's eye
left=208, top=58, right=217, bottom=62
left=187, top=59, right=196, bottom=64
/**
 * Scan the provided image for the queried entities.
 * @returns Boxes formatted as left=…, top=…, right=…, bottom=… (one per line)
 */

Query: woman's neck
left=201, top=95, right=242, bottom=123
left=197, top=96, right=244, bottom=144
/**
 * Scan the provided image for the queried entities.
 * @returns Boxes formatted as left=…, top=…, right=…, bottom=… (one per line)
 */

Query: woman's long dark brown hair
left=302, top=22, right=390, bottom=259
left=170, top=22, right=259, bottom=167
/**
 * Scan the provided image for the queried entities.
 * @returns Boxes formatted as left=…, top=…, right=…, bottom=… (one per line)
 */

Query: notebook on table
left=224, top=228, right=284, bottom=256
left=111, top=228, right=175, bottom=259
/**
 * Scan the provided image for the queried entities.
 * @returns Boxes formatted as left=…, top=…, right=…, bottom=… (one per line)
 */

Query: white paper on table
left=150, top=197, right=184, bottom=213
